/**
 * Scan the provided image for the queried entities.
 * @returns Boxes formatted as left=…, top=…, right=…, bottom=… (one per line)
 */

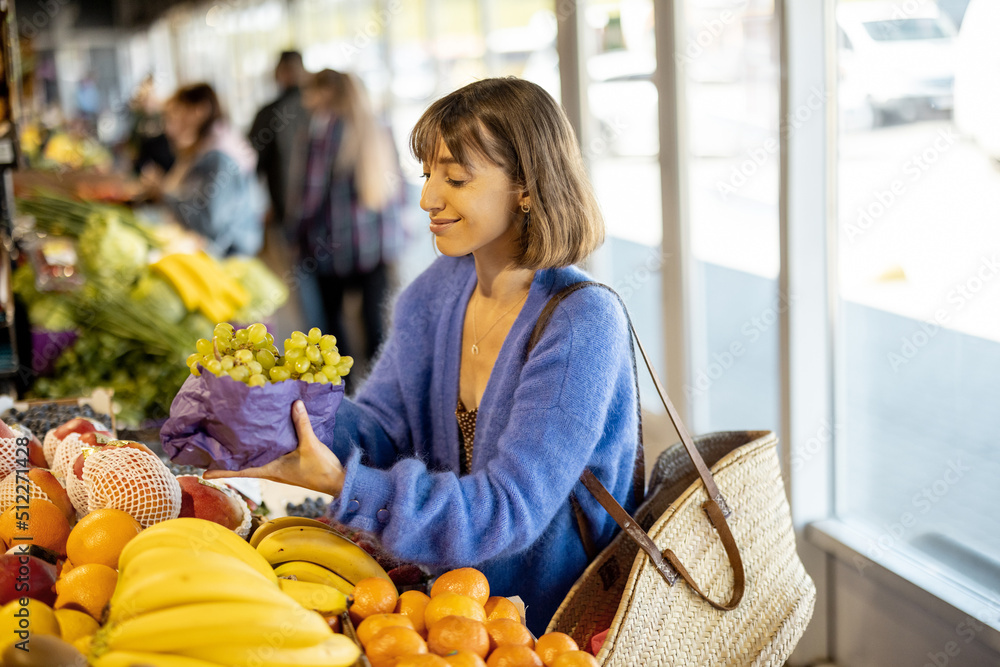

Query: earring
left=520, top=203, right=530, bottom=213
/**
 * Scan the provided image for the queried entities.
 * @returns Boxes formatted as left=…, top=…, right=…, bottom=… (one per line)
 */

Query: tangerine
left=365, top=625, right=427, bottom=667
left=486, top=645, right=543, bottom=667
left=427, top=615, right=489, bottom=659
left=484, top=596, right=521, bottom=622
left=0, top=498, right=71, bottom=556
left=444, top=651, right=488, bottom=667
left=396, top=655, right=450, bottom=667
left=551, top=651, right=599, bottom=667
left=356, top=612, right=415, bottom=648
left=66, top=508, right=142, bottom=569
left=396, top=589, right=432, bottom=635
left=53, top=563, right=118, bottom=620
left=534, top=632, right=579, bottom=667
left=485, top=618, right=534, bottom=652
left=351, top=577, right=399, bottom=624
left=431, top=568, right=490, bottom=606
left=424, top=592, right=486, bottom=627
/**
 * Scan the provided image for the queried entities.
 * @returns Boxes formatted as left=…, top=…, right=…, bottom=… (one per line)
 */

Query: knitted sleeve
left=326, top=287, right=633, bottom=567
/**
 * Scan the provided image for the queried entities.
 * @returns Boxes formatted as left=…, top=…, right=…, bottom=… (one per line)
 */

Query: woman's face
left=302, top=85, right=334, bottom=113
left=420, top=138, right=524, bottom=260
left=164, top=100, right=209, bottom=151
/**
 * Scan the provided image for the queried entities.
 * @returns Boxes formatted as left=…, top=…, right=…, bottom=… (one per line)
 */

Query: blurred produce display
left=11, top=191, right=289, bottom=427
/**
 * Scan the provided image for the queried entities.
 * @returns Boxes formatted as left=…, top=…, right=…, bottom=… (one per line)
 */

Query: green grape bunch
left=185, top=323, right=353, bottom=387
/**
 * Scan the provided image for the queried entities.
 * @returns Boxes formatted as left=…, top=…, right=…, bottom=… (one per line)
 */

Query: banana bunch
left=152, top=252, right=250, bottom=323
left=252, top=516, right=391, bottom=599
left=92, top=517, right=360, bottom=667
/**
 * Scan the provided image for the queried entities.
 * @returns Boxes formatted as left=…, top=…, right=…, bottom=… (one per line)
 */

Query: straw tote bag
left=532, top=282, right=816, bottom=666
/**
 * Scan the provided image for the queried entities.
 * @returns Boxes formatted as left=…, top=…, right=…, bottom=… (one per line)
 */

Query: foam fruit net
left=66, top=468, right=90, bottom=519
left=0, top=438, right=21, bottom=481
left=84, top=445, right=182, bottom=527
left=52, top=433, right=85, bottom=481
left=42, top=430, right=61, bottom=468
left=0, top=469, right=50, bottom=515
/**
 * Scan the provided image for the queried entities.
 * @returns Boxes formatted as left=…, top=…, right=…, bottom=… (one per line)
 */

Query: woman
left=290, top=69, right=404, bottom=371
left=143, top=83, right=264, bottom=256
left=208, top=78, right=639, bottom=634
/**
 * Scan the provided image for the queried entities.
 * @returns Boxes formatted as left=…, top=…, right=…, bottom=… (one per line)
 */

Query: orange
left=424, top=592, right=486, bottom=628
left=0, top=498, right=71, bottom=556
left=53, top=563, right=118, bottom=620
left=444, top=651, right=488, bottom=667
left=551, top=651, right=599, bottom=667
left=484, top=596, right=521, bottom=622
left=396, top=589, right=432, bottom=635
left=431, top=568, right=490, bottom=606
left=485, top=645, right=543, bottom=667
left=356, top=612, right=415, bottom=648
left=396, top=655, right=450, bottom=667
left=351, top=577, right=399, bottom=624
left=427, top=615, right=489, bottom=659
left=66, top=508, right=142, bottom=569
left=485, top=618, right=534, bottom=652
left=535, top=632, right=579, bottom=667
left=365, top=625, right=427, bottom=667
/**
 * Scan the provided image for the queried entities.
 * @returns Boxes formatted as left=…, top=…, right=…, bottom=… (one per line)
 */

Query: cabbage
left=78, top=212, right=149, bottom=285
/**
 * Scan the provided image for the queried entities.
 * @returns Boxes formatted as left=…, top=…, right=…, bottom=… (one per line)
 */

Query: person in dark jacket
left=249, top=51, right=309, bottom=230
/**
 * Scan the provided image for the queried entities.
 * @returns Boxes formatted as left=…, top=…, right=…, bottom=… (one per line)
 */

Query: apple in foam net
left=53, top=417, right=105, bottom=441
left=0, top=553, right=56, bottom=606
left=71, top=436, right=141, bottom=481
left=0, top=420, right=46, bottom=468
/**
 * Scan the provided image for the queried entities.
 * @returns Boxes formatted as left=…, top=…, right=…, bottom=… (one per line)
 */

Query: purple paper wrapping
left=160, top=371, right=345, bottom=471
left=31, top=329, right=78, bottom=375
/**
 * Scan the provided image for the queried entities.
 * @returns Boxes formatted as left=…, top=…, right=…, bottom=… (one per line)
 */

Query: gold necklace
left=470, top=290, right=529, bottom=355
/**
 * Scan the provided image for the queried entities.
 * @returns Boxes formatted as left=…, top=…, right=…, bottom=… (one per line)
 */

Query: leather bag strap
left=528, top=281, right=745, bottom=610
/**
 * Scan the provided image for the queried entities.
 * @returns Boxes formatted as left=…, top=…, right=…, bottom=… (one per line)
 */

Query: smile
left=429, top=218, right=459, bottom=234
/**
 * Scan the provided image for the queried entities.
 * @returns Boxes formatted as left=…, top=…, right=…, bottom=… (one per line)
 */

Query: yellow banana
left=102, top=600, right=331, bottom=653
left=179, top=634, right=360, bottom=667
left=119, top=518, right=277, bottom=583
left=273, top=560, right=355, bottom=595
left=256, top=526, right=390, bottom=585
left=191, top=251, right=250, bottom=307
left=151, top=255, right=200, bottom=310
left=250, top=516, right=343, bottom=548
left=108, top=550, right=290, bottom=625
left=92, top=651, right=225, bottom=667
left=277, top=578, right=349, bottom=614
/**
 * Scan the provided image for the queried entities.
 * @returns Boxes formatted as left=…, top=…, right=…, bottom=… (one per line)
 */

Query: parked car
left=953, top=0, right=1000, bottom=160
left=837, top=1, right=957, bottom=128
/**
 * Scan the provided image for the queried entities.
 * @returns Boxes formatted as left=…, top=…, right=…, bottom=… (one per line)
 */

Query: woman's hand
left=203, top=400, right=346, bottom=497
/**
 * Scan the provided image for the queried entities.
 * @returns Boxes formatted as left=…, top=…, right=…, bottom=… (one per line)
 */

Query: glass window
left=682, top=0, right=781, bottom=432
left=835, top=0, right=1000, bottom=596
left=579, top=0, right=664, bottom=409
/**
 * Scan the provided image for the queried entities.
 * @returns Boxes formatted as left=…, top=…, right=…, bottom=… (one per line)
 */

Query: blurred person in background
left=142, top=83, right=264, bottom=257
left=126, top=74, right=174, bottom=176
left=289, top=69, right=404, bottom=375
left=250, top=51, right=309, bottom=233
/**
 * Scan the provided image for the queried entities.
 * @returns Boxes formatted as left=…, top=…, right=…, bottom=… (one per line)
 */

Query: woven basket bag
left=533, top=283, right=816, bottom=666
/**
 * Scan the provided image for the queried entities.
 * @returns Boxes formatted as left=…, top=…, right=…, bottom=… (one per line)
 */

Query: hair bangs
left=410, top=96, right=506, bottom=172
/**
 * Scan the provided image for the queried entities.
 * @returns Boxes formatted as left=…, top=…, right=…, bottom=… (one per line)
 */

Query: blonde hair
left=410, top=77, right=604, bottom=269
left=309, top=69, right=399, bottom=211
